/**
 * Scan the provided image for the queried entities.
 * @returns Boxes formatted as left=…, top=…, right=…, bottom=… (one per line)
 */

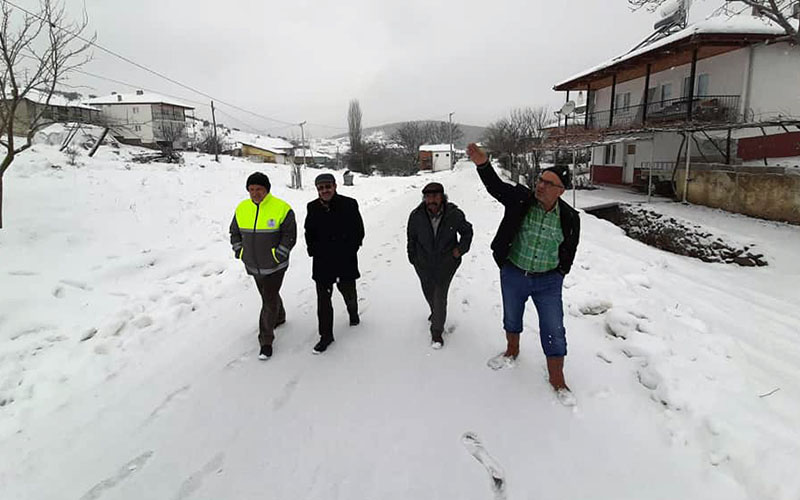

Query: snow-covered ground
left=1, top=143, right=799, bottom=500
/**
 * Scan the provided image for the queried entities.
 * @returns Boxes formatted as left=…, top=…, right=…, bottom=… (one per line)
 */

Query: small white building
left=84, top=91, right=194, bottom=149
left=419, top=144, right=454, bottom=172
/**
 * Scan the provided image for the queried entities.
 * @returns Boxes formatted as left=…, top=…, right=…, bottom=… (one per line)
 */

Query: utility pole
left=296, top=121, right=307, bottom=189
left=448, top=112, right=454, bottom=169
left=210, top=101, right=219, bottom=162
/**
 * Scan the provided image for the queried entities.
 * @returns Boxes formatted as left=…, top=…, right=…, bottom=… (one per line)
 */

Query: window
left=134, top=125, right=141, bottom=131
left=660, top=83, right=672, bottom=103
left=696, top=74, right=709, bottom=97
left=682, top=76, right=691, bottom=98
left=604, top=144, right=617, bottom=164
left=132, top=106, right=139, bottom=114
left=682, top=74, right=710, bottom=99
left=615, top=92, right=631, bottom=112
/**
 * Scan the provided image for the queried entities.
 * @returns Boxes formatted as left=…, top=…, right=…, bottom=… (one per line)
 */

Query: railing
left=585, top=95, right=741, bottom=130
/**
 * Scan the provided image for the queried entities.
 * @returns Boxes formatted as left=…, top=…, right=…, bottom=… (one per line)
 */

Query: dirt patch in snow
left=587, top=203, right=768, bottom=267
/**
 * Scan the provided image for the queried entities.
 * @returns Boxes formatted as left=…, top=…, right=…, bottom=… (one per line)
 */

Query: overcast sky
left=42, top=0, right=720, bottom=138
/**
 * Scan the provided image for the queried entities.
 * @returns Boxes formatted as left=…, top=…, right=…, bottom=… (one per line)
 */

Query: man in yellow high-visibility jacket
left=230, top=172, right=297, bottom=360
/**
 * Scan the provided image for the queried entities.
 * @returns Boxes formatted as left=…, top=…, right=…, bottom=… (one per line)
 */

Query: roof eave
left=553, top=32, right=782, bottom=92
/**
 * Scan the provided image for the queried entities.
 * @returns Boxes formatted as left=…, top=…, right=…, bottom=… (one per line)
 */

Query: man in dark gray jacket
left=407, top=182, right=473, bottom=349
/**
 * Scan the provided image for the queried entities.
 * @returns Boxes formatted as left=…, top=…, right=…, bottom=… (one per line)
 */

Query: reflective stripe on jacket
left=230, top=193, right=297, bottom=276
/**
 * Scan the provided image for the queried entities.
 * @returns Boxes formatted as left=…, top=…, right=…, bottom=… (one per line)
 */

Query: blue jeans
left=500, top=264, right=567, bottom=357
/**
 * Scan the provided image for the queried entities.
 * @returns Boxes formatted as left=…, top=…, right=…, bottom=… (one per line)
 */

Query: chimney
left=117, top=94, right=122, bottom=102
left=136, top=89, right=144, bottom=95
left=111, top=91, right=117, bottom=95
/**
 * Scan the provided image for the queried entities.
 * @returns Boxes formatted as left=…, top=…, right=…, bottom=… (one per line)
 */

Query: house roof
left=228, top=130, right=294, bottom=154
left=11, top=89, right=100, bottom=111
left=554, top=14, right=790, bottom=91
left=294, top=149, right=334, bottom=159
left=84, top=92, right=194, bottom=109
left=419, top=143, right=453, bottom=152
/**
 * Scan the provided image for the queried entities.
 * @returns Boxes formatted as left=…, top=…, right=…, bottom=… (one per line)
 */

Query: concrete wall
left=675, top=164, right=800, bottom=224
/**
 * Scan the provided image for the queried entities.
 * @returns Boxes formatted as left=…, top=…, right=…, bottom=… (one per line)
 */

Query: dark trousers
left=416, top=268, right=456, bottom=337
left=316, top=279, right=358, bottom=340
left=253, top=270, right=286, bottom=347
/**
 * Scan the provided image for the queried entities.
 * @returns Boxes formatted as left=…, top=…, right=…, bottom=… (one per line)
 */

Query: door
left=623, top=143, right=636, bottom=184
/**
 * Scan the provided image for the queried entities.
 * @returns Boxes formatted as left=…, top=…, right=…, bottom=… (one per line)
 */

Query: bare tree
left=196, top=127, right=227, bottom=156
left=483, top=106, right=551, bottom=187
left=154, top=120, right=185, bottom=162
left=425, top=121, right=464, bottom=145
left=347, top=99, right=364, bottom=172
left=0, top=0, right=93, bottom=228
left=392, top=121, right=427, bottom=168
left=628, top=0, right=799, bottom=45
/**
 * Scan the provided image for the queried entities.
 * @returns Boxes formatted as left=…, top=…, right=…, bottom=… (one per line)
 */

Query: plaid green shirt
left=508, top=202, right=563, bottom=273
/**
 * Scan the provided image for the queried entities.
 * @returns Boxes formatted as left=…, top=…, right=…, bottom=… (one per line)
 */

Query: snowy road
left=1, top=151, right=799, bottom=499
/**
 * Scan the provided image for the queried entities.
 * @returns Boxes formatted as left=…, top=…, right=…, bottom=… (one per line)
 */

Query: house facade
left=419, top=144, right=453, bottom=172
left=225, top=131, right=295, bottom=164
left=553, top=16, right=800, bottom=187
left=2, top=90, right=100, bottom=135
left=84, top=91, right=194, bottom=149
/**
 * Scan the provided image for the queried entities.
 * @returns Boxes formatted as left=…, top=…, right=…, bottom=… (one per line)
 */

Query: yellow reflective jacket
left=230, top=194, right=297, bottom=276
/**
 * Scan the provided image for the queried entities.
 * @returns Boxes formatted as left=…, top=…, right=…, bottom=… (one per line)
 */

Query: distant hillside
left=330, top=121, right=486, bottom=149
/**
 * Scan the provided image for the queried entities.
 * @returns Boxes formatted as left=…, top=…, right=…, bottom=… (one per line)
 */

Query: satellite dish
left=655, top=0, right=689, bottom=30
left=560, top=101, right=576, bottom=116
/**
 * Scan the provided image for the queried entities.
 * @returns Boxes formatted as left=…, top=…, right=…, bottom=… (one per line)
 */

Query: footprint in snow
left=78, top=451, right=154, bottom=500
left=172, top=452, right=225, bottom=500
left=8, top=270, right=38, bottom=276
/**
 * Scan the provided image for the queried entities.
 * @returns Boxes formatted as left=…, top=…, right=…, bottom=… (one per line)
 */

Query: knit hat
left=421, top=182, right=444, bottom=194
left=246, top=172, right=271, bottom=191
left=541, top=166, right=570, bottom=190
left=314, top=173, right=336, bottom=185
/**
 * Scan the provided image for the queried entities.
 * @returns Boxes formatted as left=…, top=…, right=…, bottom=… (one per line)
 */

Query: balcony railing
left=586, top=95, right=741, bottom=130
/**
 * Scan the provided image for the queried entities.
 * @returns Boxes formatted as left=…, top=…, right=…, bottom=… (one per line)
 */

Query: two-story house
left=553, top=15, right=800, bottom=187
left=84, top=91, right=194, bottom=149
left=2, top=89, right=100, bottom=135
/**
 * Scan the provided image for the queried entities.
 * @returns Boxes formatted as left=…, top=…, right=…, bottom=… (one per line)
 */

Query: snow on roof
left=84, top=92, right=194, bottom=109
left=555, top=14, right=790, bottom=88
left=294, top=149, right=333, bottom=159
left=17, top=89, right=100, bottom=111
left=419, top=144, right=453, bottom=152
left=228, top=130, right=294, bottom=154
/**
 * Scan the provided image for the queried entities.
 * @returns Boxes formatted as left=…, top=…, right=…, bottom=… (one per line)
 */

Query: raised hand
left=466, top=143, right=488, bottom=166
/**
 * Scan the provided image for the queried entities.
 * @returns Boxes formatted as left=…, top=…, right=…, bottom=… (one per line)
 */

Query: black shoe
left=312, top=337, right=334, bottom=355
left=258, top=345, right=273, bottom=360
left=274, top=318, right=286, bottom=328
left=349, top=313, right=360, bottom=326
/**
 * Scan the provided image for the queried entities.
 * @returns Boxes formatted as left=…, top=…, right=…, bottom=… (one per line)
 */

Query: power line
left=2, top=0, right=313, bottom=128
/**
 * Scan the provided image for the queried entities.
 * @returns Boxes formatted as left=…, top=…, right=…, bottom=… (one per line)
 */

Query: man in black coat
left=305, top=173, right=365, bottom=354
left=467, top=143, right=580, bottom=405
left=407, top=182, right=473, bottom=349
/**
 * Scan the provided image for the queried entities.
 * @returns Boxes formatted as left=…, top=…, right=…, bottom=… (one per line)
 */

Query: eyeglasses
left=316, top=183, right=334, bottom=191
left=537, top=177, right=564, bottom=189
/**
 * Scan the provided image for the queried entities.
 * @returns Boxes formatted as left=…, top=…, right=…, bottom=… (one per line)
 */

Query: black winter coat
left=476, top=162, right=580, bottom=275
left=407, top=201, right=473, bottom=281
left=304, top=194, right=365, bottom=284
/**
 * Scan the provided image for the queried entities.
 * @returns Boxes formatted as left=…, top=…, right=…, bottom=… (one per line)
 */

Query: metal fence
left=586, top=95, right=741, bottom=130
